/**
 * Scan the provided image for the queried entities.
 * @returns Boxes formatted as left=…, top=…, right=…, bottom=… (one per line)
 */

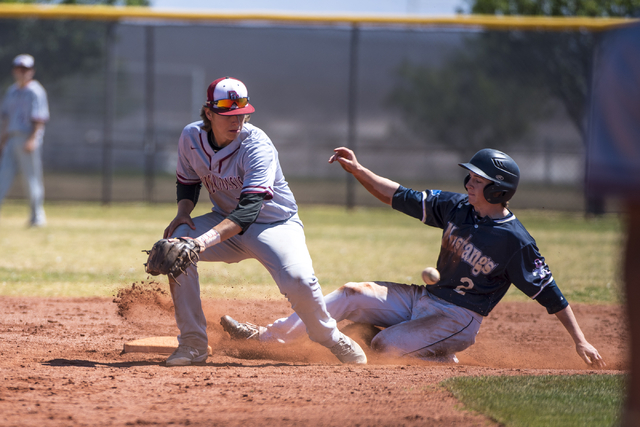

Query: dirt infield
left=0, top=282, right=628, bottom=427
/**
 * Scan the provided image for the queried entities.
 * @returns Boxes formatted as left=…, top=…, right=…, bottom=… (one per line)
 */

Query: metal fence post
left=102, top=22, right=117, bottom=206
left=346, top=24, right=360, bottom=210
left=144, top=25, right=156, bottom=203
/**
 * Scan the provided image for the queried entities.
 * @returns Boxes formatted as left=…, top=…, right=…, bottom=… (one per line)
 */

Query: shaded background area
left=0, top=11, right=628, bottom=211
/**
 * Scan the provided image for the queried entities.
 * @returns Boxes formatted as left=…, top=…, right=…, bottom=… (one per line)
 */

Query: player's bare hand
left=163, top=213, right=196, bottom=239
left=329, top=147, right=360, bottom=174
left=576, top=342, right=606, bottom=368
left=23, top=138, right=36, bottom=153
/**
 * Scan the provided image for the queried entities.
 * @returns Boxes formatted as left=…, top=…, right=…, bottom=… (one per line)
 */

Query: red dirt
left=0, top=281, right=628, bottom=426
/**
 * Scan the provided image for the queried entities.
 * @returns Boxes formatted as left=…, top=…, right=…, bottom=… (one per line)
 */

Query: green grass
left=0, top=200, right=624, bottom=302
left=442, top=374, right=626, bottom=427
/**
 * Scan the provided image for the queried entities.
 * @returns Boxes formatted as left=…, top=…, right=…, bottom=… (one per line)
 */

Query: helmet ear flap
left=465, top=174, right=507, bottom=204
left=483, top=183, right=507, bottom=204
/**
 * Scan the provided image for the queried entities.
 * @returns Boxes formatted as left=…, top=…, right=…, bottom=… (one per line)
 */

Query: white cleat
left=330, top=334, right=367, bottom=364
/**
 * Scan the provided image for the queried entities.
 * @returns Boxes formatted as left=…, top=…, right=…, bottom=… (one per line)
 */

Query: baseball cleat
left=330, top=334, right=367, bottom=364
left=220, top=315, right=265, bottom=341
left=165, top=345, right=208, bottom=366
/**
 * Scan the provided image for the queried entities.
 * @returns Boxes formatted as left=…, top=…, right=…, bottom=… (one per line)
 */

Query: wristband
left=195, top=229, right=221, bottom=250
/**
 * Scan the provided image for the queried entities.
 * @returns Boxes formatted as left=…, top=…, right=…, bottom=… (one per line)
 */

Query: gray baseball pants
left=0, top=133, right=46, bottom=226
left=260, top=281, right=483, bottom=359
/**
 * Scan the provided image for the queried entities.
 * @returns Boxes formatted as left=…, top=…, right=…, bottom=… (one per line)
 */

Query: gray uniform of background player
left=169, top=120, right=343, bottom=354
left=0, top=55, right=49, bottom=226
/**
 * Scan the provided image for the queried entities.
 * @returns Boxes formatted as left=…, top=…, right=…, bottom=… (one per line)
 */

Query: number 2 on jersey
left=454, top=277, right=474, bottom=295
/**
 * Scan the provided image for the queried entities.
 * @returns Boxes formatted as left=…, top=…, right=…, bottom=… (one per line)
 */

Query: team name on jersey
left=202, top=173, right=243, bottom=195
left=443, top=223, right=498, bottom=276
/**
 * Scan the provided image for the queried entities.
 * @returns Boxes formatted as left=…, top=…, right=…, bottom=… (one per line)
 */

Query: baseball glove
left=143, top=237, right=201, bottom=281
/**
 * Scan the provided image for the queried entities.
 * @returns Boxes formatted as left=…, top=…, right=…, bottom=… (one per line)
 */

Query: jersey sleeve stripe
left=243, top=185, right=274, bottom=199
left=530, top=275, right=555, bottom=299
left=176, top=171, right=201, bottom=185
left=421, top=191, right=428, bottom=223
left=243, top=191, right=274, bottom=200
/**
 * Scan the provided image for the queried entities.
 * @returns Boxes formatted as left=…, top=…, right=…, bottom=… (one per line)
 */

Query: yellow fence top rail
left=0, top=3, right=637, bottom=30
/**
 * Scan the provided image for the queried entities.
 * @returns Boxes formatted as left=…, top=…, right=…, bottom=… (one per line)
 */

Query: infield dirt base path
left=0, top=282, right=628, bottom=427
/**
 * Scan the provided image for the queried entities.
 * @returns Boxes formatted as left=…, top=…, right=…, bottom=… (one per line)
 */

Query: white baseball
left=421, top=267, right=440, bottom=285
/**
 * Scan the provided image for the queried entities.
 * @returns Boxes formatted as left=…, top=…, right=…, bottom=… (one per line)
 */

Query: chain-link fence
left=1, top=8, right=634, bottom=211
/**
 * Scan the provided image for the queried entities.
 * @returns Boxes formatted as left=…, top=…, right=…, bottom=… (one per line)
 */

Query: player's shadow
left=43, top=358, right=165, bottom=368
left=42, top=358, right=298, bottom=369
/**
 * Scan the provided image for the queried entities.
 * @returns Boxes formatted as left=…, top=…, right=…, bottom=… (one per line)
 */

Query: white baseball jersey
left=1, top=80, right=49, bottom=135
left=176, top=121, right=298, bottom=223
left=170, top=120, right=344, bottom=352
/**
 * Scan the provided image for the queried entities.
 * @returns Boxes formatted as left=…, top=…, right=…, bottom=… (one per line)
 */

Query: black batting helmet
left=459, top=149, right=520, bottom=204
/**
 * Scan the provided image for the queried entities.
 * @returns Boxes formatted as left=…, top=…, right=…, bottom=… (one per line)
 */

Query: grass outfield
left=443, top=374, right=626, bottom=427
left=0, top=200, right=624, bottom=302
left=0, top=200, right=628, bottom=426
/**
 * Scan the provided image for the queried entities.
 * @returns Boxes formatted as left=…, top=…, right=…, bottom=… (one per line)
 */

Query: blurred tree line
left=0, top=0, right=148, bottom=89
left=392, top=0, right=640, bottom=161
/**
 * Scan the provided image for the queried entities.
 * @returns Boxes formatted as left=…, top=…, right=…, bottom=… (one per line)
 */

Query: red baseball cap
left=206, top=77, right=255, bottom=116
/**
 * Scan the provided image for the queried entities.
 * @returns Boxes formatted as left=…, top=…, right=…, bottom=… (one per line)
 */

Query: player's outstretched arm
left=554, top=305, right=606, bottom=368
left=329, top=147, right=400, bottom=205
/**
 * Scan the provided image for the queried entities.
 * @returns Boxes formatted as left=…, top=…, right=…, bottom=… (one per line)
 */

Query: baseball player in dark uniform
left=162, top=77, right=366, bottom=366
left=221, top=147, right=605, bottom=367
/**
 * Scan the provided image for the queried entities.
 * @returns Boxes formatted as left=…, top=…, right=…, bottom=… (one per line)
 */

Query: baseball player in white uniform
left=161, top=77, right=366, bottom=366
left=0, top=54, right=49, bottom=227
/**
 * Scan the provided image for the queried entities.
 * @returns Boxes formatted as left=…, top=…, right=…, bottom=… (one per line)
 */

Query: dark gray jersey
left=392, top=186, right=568, bottom=316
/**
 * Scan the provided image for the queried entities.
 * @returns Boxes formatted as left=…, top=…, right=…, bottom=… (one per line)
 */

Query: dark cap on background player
left=206, top=77, right=255, bottom=116
left=12, top=54, right=35, bottom=69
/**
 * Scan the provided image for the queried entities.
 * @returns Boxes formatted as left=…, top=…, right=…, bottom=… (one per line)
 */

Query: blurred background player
left=222, top=147, right=605, bottom=368
left=0, top=54, right=49, bottom=227
left=160, top=77, right=366, bottom=366
left=585, top=23, right=640, bottom=427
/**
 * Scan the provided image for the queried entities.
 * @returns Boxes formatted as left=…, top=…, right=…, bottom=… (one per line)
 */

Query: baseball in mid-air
left=421, top=267, right=440, bottom=285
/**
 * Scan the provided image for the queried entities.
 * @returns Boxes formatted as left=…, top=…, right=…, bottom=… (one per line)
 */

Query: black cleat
left=220, top=315, right=265, bottom=341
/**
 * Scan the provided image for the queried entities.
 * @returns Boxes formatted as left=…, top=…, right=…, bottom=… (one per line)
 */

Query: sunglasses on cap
left=210, top=97, right=250, bottom=110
